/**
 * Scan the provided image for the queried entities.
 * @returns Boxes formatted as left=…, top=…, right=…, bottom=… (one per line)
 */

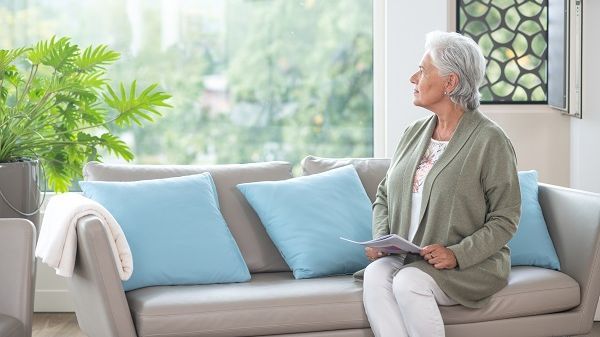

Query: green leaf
left=0, top=47, right=28, bottom=73
left=29, top=36, right=80, bottom=73
left=0, top=86, right=7, bottom=103
left=78, top=101, right=107, bottom=125
left=103, top=81, right=172, bottom=127
left=76, top=132, right=99, bottom=143
left=52, top=75, right=99, bottom=102
left=4, top=67, right=24, bottom=87
left=44, top=151, right=73, bottom=193
left=71, top=71, right=107, bottom=89
left=27, top=38, right=52, bottom=65
left=99, top=133, right=134, bottom=161
left=75, top=45, right=120, bottom=72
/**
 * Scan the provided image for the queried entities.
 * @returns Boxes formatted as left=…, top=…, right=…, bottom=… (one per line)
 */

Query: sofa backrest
left=301, top=155, right=390, bottom=202
left=84, top=161, right=292, bottom=273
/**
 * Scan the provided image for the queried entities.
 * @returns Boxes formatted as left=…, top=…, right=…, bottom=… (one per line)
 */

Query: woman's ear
left=446, top=73, right=459, bottom=93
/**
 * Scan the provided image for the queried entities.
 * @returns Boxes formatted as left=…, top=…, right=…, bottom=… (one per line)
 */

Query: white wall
left=383, top=0, right=447, bottom=156
left=483, top=107, right=570, bottom=187
left=570, top=0, right=600, bottom=193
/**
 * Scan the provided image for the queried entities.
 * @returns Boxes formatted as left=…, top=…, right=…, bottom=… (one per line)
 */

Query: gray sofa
left=66, top=157, right=600, bottom=337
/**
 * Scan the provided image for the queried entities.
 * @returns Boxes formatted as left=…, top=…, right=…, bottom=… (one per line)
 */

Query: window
left=2, top=0, right=373, bottom=168
left=457, top=0, right=548, bottom=103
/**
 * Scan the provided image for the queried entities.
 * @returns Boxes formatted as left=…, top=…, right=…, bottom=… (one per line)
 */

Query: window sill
left=479, top=104, right=561, bottom=115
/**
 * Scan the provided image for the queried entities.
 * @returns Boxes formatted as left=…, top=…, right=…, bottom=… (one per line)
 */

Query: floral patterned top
left=412, top=139, right=449, bottom=193
left=408, top=138, right=449, bottom=241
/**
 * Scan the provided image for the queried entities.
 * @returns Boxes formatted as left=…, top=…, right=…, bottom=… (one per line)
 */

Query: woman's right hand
left=365, top=247, right=388, bottom=261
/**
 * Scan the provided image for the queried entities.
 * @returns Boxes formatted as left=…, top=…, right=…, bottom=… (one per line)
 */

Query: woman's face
left=409, top=52, right=448, bottom=110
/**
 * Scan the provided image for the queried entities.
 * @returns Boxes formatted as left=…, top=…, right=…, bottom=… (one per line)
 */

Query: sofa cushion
left=440, top=266, right=579, bottom=324
left=509, top=170, right=561, bottom=270
left=301, top=156, right=391, bottom=202
left=126, top=273, right=368, bottom=337
left=83, top=161, right=292, bottom=273
left=80, top=173, right=250, bottom=291
left=237, top=165, right=372, bottom=279
left=126, top=266, right=579, bottom=337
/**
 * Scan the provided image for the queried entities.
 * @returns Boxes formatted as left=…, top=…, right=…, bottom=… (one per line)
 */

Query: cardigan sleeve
left=371, top=122, right=414, bottom=239
left=447, top=132, right=521, bottom=270
left=372, top=176, right=390, bottom=238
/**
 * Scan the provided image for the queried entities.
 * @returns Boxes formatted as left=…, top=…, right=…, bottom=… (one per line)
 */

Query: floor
left=32, top=313, right=86, bottom=337
left=32, top=313, right=600, bottom=337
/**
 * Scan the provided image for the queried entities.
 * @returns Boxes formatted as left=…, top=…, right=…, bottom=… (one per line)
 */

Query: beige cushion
left=83, top=161, right=291, bottom=273
left=125, top=266, right=579, bottom=337
left=301, top=156, right=390, bottom=202
left=441, top=266, right=580, bottom=324
left=126, top=273, right=368, bottom=337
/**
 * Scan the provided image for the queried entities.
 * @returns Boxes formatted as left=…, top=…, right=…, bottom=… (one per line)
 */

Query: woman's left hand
left=420, top=244, right=457, bottom=269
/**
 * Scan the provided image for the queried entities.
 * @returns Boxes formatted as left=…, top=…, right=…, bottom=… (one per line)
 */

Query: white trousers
left=363, top=256, right=457, bottom=337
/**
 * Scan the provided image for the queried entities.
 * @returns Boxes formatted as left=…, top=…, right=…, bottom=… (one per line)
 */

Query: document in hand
left=340, top=234, right=422, bottom=254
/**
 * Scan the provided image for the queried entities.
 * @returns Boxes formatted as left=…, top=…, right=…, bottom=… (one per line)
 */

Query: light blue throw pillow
left=237, top=165, right=371, bottom=279
left=508, top=170, right=560, bottom=270
left=80, top=173, right=250, bottom=291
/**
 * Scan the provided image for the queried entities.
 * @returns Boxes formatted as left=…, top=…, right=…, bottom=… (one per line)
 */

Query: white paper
left=340, top=234, right=422, bottom=254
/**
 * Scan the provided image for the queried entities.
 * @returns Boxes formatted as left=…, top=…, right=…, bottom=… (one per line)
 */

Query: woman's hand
left=420, top=244, right=457, bottom=269
left=365, top=247, right=389, bottom=261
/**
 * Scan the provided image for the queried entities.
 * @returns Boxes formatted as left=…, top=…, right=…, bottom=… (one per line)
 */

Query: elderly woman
left=362, top=31, right=521, bottom=337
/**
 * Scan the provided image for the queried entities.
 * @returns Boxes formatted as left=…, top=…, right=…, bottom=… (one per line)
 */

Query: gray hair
left=425, top=31, right=486, bottom=111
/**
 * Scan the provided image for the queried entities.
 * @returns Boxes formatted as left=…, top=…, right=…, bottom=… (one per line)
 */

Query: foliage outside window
left=2, top=0, right=373, bottom=172
left=458, top=0, right=548, bottom=103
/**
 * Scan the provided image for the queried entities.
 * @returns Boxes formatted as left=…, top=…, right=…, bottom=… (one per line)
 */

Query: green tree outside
left=2, top=0, right=374, bottom=172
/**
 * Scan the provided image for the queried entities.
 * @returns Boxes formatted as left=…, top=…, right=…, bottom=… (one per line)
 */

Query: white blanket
left=36, top=193, right=133, bottom=280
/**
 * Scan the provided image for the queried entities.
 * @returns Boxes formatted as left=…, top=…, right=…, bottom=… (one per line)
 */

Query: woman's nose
left=410, top=72, right=417, bottom=84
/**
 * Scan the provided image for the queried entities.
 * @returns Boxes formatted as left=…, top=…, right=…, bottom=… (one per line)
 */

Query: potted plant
left=0, top=36, right=171, bottom=227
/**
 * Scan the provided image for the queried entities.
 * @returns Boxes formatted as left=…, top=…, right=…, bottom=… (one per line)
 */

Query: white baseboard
left=34, top=289, right=74, bottom=312
left=34, top=259, right=74, bottom=312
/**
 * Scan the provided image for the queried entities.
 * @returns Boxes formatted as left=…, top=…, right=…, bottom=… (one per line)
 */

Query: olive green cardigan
left=370, top=109, right=521, bottom=308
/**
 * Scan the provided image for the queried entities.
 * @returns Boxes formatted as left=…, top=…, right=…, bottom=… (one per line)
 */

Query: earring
left=444, top=91, right=447, bottom=95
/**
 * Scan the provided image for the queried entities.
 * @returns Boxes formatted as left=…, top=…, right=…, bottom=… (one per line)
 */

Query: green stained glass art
left=458, top=0, right=548, bottom=102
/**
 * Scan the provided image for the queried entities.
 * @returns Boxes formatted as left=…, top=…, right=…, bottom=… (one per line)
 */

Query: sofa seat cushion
left=0, top=314, right=24, bottom=337
left=126, top=266, right=579, bottom=337
left=126, top=272, right=368, bottom=337
left=441, top=266, right=580, bottom=324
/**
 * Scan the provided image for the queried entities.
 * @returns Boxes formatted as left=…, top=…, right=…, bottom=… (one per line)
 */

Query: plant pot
left=0, top=160, right=41, bottom=233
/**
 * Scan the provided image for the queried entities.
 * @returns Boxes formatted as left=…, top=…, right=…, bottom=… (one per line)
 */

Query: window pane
left=2, top=0, right=373, bottom=169
left=457, top=0, right=548, bottom=103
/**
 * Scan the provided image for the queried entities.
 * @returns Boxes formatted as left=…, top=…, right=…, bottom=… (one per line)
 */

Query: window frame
left=373, top=0, right=386, bottom=157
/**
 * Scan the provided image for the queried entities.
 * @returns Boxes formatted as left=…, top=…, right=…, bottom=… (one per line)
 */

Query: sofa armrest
left=0, top=218, right=35, bottom=337
left=66, top=215, right=137, bottom=337
left=538, top=183, right=600, bottom=333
